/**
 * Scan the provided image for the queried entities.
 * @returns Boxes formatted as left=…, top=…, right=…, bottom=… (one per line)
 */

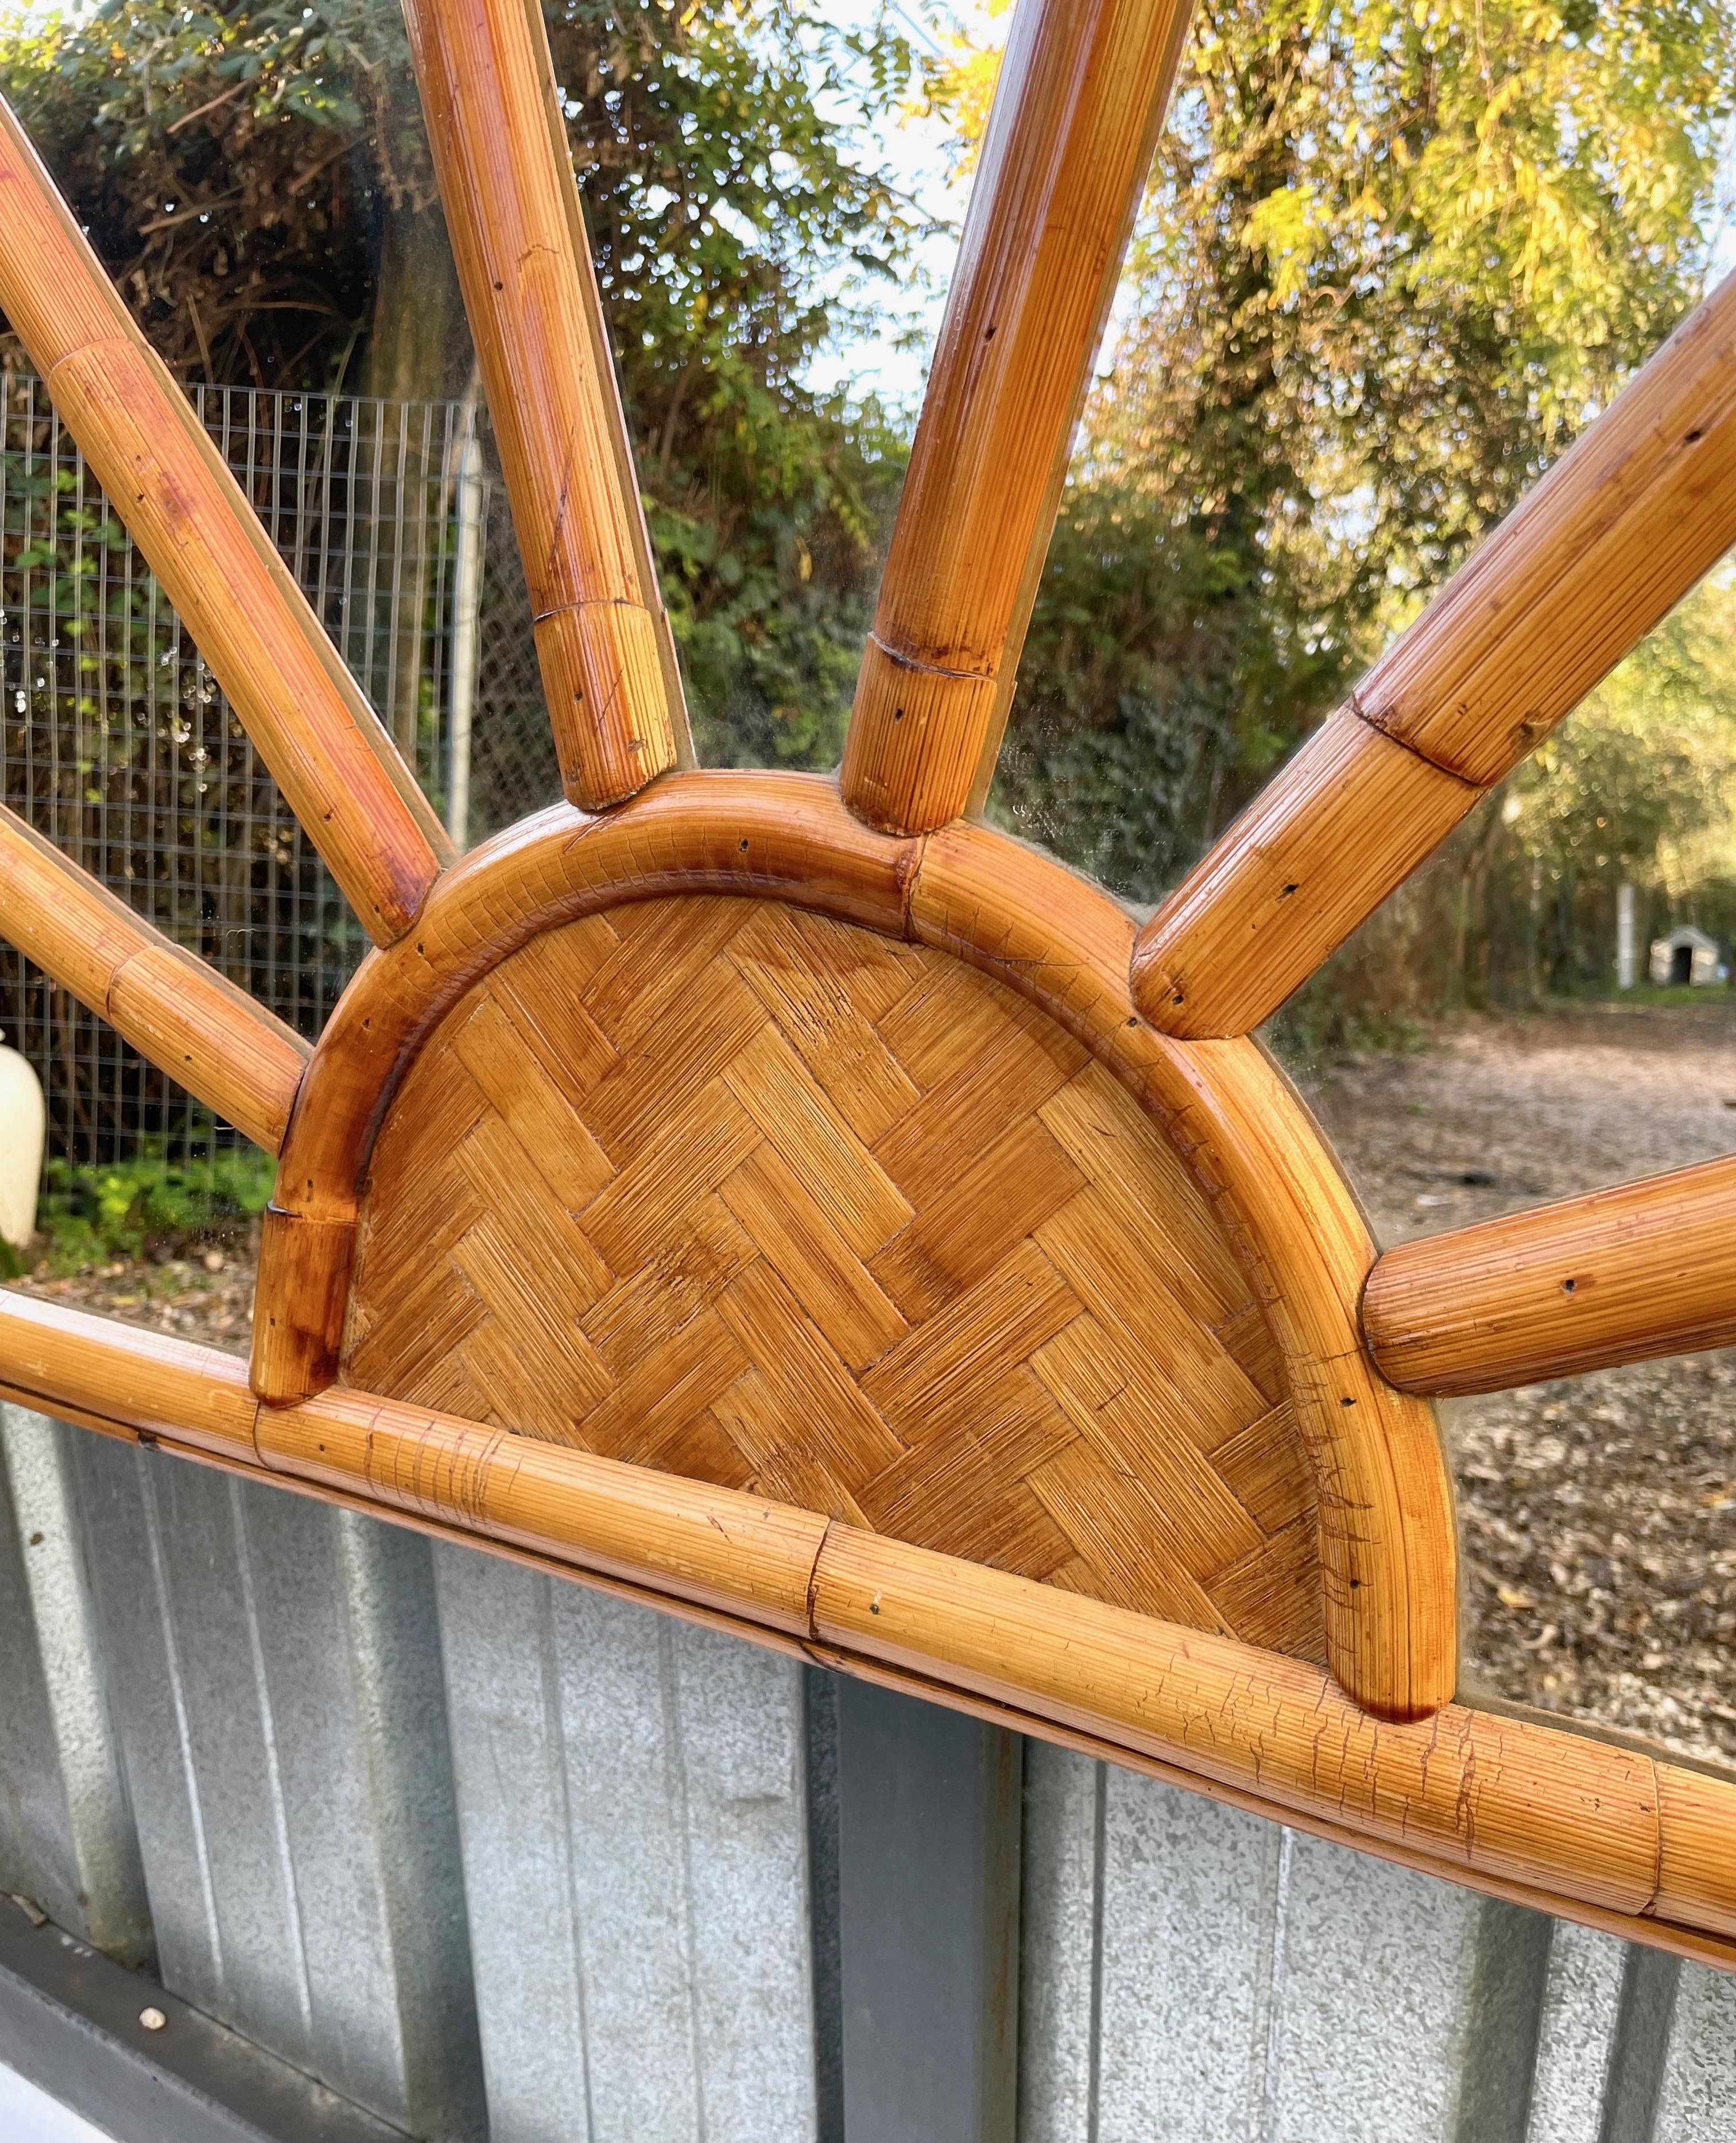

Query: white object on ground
left=0, top=1043, right=44, bottom=1250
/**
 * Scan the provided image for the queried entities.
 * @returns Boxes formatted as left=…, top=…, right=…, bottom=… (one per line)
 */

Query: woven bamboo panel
left=346, top=895, right=1323, bottom=1656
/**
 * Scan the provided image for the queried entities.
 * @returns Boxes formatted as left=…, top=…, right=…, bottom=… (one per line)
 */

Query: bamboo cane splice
left=403, top=0, right=680, bottom=807
left=6, top=1289, right=1736, bottom=1960
left=0, top=101, right=451, bottom=945
left=259, top=1385, right=826, bottom=1635
left=1132, top=270, right=1736, bottom=1037
left=1363, top=1154, right=1736, bottom=1395
left=0, top=804, right=307, bottom=1152
left=839, top=0, right=1195, bottom=835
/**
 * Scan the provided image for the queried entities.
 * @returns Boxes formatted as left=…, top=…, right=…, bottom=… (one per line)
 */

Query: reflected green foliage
left=0, top=0, right=929, bottom=759
left=998, top=0, right=1734, bottom=903
left=36, top=1133, right=275, bottom=1271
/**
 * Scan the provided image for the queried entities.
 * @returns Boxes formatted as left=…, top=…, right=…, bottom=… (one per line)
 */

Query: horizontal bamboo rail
left=1130, top=270, right=1736, bottom=1037
left=0, top=102, right=450, bottom=946
left=839, top=0, right=1194, bottom=835
left=1363, top=1155, right=1736, bottom=1395
left=0, top=804, right=307, bottom=1152
left=251, top=772, right=1455, bottom=1722
left=4, top=1289, right=1734, bottom=1971
left=403, top=0, right=682, bottom=808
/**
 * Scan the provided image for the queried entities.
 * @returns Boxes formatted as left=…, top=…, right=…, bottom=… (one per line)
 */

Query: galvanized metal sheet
left=432, top=1544, right=817, bottom=2143
left=0, top=1407, right=147, bottom=1962
left=1528, top=1922, right=1630, bottom=2142
left=70, top=1436, right=483, bottom=2140
left=1015, top=1740, right=1726, bottom=2143
left=1656, top=1962, right=1736, bottom=2142
left=0, top=1414, right=1728, bottom=2143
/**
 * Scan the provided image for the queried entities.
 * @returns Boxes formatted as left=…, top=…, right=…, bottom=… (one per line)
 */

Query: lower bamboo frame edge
left=3, top=1306, right=1734, bottom=1976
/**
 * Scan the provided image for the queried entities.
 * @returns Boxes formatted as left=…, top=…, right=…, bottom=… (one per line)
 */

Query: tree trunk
left=361, top=191, right=473, bottom=762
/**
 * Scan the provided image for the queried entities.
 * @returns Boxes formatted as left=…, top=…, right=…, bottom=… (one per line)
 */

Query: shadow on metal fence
left=0, top=369, right=561, bottom=1171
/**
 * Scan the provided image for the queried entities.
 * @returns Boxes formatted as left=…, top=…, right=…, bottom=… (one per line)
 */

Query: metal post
left=1617, top=880, right=1637, bottom=990
left=834, top=1675, right=1022, bottom=2143
left=445, top=376, right=485, bottom=853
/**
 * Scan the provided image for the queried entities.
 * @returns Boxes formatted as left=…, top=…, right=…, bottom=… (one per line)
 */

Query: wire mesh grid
left=0, top=370, right=556, bottom=1173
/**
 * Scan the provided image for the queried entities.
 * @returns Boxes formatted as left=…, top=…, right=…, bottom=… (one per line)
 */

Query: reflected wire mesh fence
left=0, top=371, right=559, bottom=1173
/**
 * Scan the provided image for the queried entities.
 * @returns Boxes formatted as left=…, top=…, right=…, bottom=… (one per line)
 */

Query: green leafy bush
left=34, top=1141, right=276, bottom=1274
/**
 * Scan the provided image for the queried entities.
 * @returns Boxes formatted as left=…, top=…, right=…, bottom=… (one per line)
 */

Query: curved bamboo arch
left=247, top=771, right=1455, bottom=1720
left=0, top=0, right=1729, bottom=1959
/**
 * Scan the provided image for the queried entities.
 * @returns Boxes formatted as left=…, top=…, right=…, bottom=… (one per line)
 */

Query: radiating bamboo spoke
left=1362, top=1156, right=1736, bottom=1397
left=839, top=0, right=1195, bottom=835
left=0, top=102, right=451, bottom=947
left=0, top=806, right=308, bottom=1153
left=1130, top=272, right=1736, bottom=1038
left=402, top=0, right=685, bottom=809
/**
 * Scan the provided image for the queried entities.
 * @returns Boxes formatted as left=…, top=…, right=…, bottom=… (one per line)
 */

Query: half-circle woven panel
left=345, top=893, right=1323, bottom=1658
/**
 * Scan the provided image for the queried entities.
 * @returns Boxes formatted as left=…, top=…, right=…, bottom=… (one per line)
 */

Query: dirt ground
left=13, top=1236, right=256, bottom=1353
left=1301, top=1000, right=1736, bottom=1767
left=11, top=1000, right=1734, bottom=1766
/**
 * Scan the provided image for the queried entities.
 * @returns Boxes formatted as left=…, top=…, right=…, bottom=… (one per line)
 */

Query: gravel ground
left=1301, top=1000, right=1736, bottom=1767
left=9, top=1001, right=1732, bottom=1765
left=11, top=1236, right=256, bottom=1354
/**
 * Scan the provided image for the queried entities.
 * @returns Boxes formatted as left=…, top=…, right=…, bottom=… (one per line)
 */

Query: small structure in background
left=1649, top=923, right=1726, bottom=987
left=0, top=1031, right=45, bottom=1252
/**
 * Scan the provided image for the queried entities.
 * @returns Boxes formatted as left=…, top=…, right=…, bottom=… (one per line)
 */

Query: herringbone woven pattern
left=346, top=895, right=1323, bottom=1656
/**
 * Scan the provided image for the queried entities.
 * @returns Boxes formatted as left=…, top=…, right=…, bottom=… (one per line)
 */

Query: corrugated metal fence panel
left=1, top=1406, right=1734, bottom=2140
left=432, top=1544, right=818, bottom=2143
left=1659, top=1966, right=1736, bottom=2139
left=0, top=1408, right=148, bottom=1962
left=68, top=1427, right=486, bottom=2141
left=1017, top=1739, right=1736, bottom=2143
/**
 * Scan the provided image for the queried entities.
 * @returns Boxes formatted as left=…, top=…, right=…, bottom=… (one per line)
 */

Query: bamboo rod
left=805, top=1643, right=1736, bottom=1979
left=0, top=102, right=451, bottom=946
left=809, top=1526, right=1736, bottom=1944
left=7, top=1289, right=1736, bottom=1962
left=1362, top=1155, right=1736, bottom=1395
left=908, top=818, right=1458, bottom=1719
left=0, top=1290, right=259, bottom=1460
left=838, top=0, right=1195, bottom=835
left=249, top=774, right=1452, bottom=1723
left=0, top=804, right=308, bottom=1152
left=402, top=0, right=681, bottom=807
left=1131, top=270, right=1736, bottom=1036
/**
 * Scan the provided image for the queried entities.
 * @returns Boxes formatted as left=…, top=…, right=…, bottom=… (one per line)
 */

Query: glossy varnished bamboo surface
left=1132, top=270, right=1736, bottom=1038
left=403, top=0, right=679, bottom=806
left=839, top=0, right=1194, bottom=834
left=1363, top=1153, right=1736, bottom=1395
left=4, top=1289, right=1734, bottom=1971
left=252, top=772, right=1455, bottom=1722
left=0, top=804, right=308, bottom=1152
left=346, top=893, right=1325, bottom=1658
left=0, top=101, right=450, bottom=945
